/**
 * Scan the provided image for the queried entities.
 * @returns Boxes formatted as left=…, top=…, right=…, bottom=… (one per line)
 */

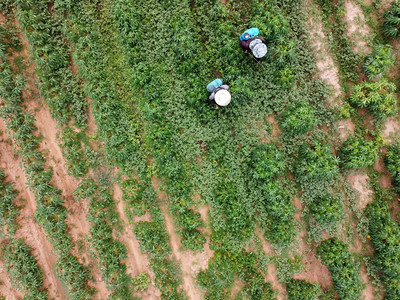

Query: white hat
left=215, top=90, right=231, bottom=106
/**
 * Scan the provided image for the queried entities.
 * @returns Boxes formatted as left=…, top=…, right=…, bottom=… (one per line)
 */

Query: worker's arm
left=239, top=40, right=249, bottom=53
left=220, top=84, right=229, bottom=90
left=209, top=91, right=216, bottom=101
left=259, top=36, right=266, bottom=44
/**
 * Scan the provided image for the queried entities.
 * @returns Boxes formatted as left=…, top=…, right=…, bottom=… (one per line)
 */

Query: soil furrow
left=0, top=118, right=66, bottom=299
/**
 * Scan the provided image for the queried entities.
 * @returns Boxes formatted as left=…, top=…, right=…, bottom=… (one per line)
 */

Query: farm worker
left=239, top=27, right=267, bottom=60
left=206, top=78, right=231, bottom=109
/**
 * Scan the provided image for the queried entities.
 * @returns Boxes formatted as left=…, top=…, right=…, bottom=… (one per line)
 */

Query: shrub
left=281, top=102, right=315, bottom=135
left=366, top=196, right=400, bottom=299
left=309, top=194, right=343, bottom=225
left=383, top=1, right=400, bottom=39
left=340, top=137, right=378, bottom=169
left=286, top=279, right=323, bottom=300
left=132, top=272, right=150, bottom=292
left=317, top=238, right=363, bottom=300
left=350, top=80, right=397, bottom=119
left=363, top=44, right=395, bottom=79
left=385, top=142, right=400, bottom=193
left=296, top=142, right=339, bottom=187
left=249, top=144, right=286, bottom=180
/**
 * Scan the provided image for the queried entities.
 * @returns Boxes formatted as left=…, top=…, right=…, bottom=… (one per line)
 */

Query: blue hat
left=206, top=78, right=223, bottom=93
left=240, top=27, right=260, bottom=41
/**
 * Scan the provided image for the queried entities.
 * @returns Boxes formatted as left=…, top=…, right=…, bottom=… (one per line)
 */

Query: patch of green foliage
left=281, top=102, right=315, bottom=135
left=383, top=0, right=400, bottom=39
left=132, top=272, right=151, bottom=292
left=197, top=251, right=274, bottom=300
left=2, top=239, right=48, bottom=299
left=317, top=238, right=363, bottom=300
left=340, top=137, right=379, bottom=169
left=286, top=279, right=324, bottom=300
left=317, top=0, right=361, bottom=81
left=363, top=44, right=395, bottom=79
left=385, top=142, right=400, bottom=193
left=0, top=170, right=19, bottom=236
left=249, top=144, right=296, bottom=247
left=366, top=193, right=400, bottom=299
left=296, top=141, right=339, bottom=188
left=350, top=79, right=397, bottom=119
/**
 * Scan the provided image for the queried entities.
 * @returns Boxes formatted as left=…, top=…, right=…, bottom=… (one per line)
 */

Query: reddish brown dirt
left=152, top=176, right=210, bottom=300
left=337, top=119, right=355, bottom=141
left=112, top=184, right=160, bottom=298
left=374, top=158, right=393, bottom=189
left=306, top=3, right=342, bottom=106
left=255, top=229, right=287, bottom=299
left=344, top=1, right=372, bottom=55
left=0, top=118, right=66, bottom=299
left=12, top=25, right=110, bottom=297
left=266, top=114, right=281, bottom=140
left=348, top=172, right=374, bottom=210
left=0, top=262, right=24, bottom=300
left=360, top=264, right=375, bottom=300
left=383, top=117, right=400, bottom=144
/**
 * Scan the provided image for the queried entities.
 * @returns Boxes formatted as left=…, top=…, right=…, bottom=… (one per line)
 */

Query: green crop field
left=0, top=0, right=399, bottom=299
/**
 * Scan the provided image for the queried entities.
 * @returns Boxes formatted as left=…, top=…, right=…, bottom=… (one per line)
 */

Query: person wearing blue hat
left=239, top=27, right=267, bottom=61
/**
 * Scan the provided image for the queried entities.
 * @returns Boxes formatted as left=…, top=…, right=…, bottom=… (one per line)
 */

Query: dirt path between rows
left=344, top=0, right=372, bottom=55
left=255, top=229, right=287, bottom=300
left=152, top=176, right=210, bottom=300
left=291, top=198, right=333, bottom=290
left=0, top=261, right=24, bottom=300
left=306, top=1, right=342, bottom=106
left=11, top=21, right=113, bottom=297
left=0, top=118, right=65, bottom=299
left=113, top=183, right=160, bottom=298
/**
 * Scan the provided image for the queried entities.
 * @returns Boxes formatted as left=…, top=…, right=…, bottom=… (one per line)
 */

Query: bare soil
left=0, top=118, right=66, bottom=299
left=347, top=172, right=374, bottom=210
left=0, top=262, right=24, bottom=300
left=255, top=229, right=287, bottom=300
left=337, top=119, right=355, bottom=141
left=360, top=264, right=375, bottom=300
left=152, top=176, right=210, bottom=300
left=344, top=1, right=372, bottom=55
left=306, top=2, right=342, bottom=106
left=113, top=184, right=160, bottom=298
left=382, top=117, right=400, bottom=144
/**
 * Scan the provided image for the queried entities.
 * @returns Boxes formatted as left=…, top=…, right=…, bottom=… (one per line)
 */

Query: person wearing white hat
left=207, top=79, right=231, bottom=109
left=239, top=27, right=267, bottom=61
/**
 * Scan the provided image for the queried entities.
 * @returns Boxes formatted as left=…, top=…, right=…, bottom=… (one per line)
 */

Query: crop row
left=0, top=169, right=48, bottom=299
left=317, top=238, right=363, bottom=300
left=0, top=18, right=93, bottom=299
left=53, top=0, right=186, bottom=297
left=12, top=1, right=155, bottom=296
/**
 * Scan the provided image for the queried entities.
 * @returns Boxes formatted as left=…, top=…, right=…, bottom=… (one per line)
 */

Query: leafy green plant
left=309, top=194, right=343, bottom=226
left=296, top=142, right=339, bottom=188
left=340, top=137, right=379, bottom=169
left=385, top=142, right=400, bottom=193
left=366, top=194, right=400, bottom=299
left=286, top=279, right=324, bottom=300
left=350, top=80, right=397, bottom=119
left=132, top=272, right=151, bottom=292
left=281, top=102, right=315, bottom=135
left=383, top=1, right=400, bottom=39
left=363, top=44, right=395, bottom=79
left=317, top=238, right=363, bottom=300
